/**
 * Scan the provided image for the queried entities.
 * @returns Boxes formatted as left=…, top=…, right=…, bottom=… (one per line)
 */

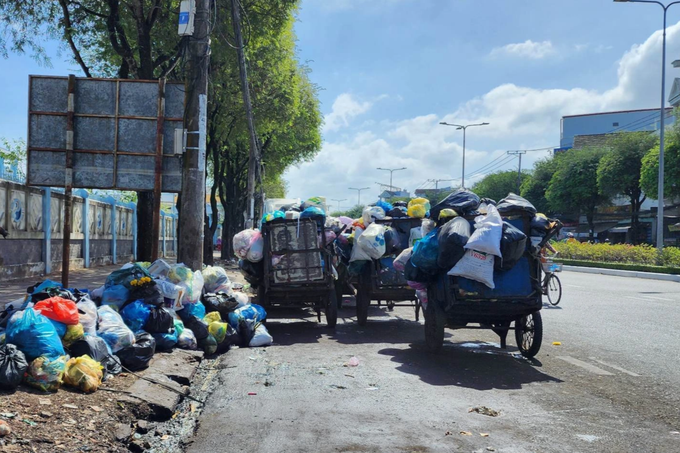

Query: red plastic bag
left=34, top=297, right=79, bottom=326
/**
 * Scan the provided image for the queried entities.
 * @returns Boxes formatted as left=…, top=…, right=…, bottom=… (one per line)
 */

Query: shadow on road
left=378, top=341, right=562, bottom=390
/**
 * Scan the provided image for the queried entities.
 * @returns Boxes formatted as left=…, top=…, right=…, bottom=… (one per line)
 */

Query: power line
left=466, top=155, right=517, bottom=180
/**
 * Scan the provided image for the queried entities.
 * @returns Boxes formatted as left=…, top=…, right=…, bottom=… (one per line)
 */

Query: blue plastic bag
left=101, top=284, right=130, bottom=309
left=152, top=331, right=178, bottom=351
left=182, top=301, right=206, bottom=319
left=121, top=300, right=151, bottom=333
left=227, top=304, right=267, bottom=330
left=6, top=309, right=65, bottom=361
left=411, top=229, right=441, bottom=275
left=31, top=280, right=63, bottom=294
left=376, top=200, right=394, bottom=213
left=49, top=319, right=67, bottom=338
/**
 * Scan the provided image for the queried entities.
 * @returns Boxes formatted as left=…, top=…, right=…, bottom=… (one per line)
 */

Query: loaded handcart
left=354, top=217, right=424, bottom=326
left=425, top=210, right=562, bottom=358
left=258, top=218, right=339, bottom=327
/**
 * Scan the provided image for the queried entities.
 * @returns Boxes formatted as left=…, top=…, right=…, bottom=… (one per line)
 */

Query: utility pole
left=507, top=150, right=527, bottom=192
left=429, top=178, right=456, bottom=190
left=231, top=0, right=260, bottom=228
left=178, top=0, right=210, bottom=270
left=349, top=187, right=370, bottom=206
left=439, top=122, right=489, bottom=189
left=377, top=167, right=406, bottom=192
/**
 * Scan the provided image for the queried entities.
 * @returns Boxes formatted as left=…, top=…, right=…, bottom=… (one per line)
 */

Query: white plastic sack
left=91, top=285, right=105, bottom=300
left=362, top=206, right=386, bottom=226
left=77, top=298, right=98, bottom=337
left=249, top=324, right=273, bottom=347
left=464, top=205, right=503, bottom=257
left=409, top=226, right=423, bottom=247
left=246, top=234, right=264, bottom=263
left=97, top=305, right=135, bottom=353
left=168, top=265, right=204, bottom=304
left=201, top=266, right=232, bottom=293
left=177, top=328, right=198, bottom=350
left=351, top=223, right=386, bottom=261
left=233, top=229, right=261, bottom=259
left=234, top=292, right=249, bottom=307
left=421, top=219, right=436, bottom=236
left=393, top=247, right=412, bottom=272
left=448, top=250, right=495, bottom=289
left=148, top=259, right=171, bottom=278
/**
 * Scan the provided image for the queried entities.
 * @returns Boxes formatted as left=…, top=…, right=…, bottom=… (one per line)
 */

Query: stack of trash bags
left=0, top=261, right=272, bottom=394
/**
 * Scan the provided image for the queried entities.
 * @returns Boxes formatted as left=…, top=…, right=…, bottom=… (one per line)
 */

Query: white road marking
left=638, top=295, right=674, bottom=302
left=589, top=358, right=641, bottom=376
left=557, top=356, right=614, bottom=375
left=564, top=284, right=583, bottom=288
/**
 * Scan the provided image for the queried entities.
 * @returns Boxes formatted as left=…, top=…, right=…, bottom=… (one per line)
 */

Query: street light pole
left=331, top=198, right=347, bottom=212
left=376, top=167, right=407, bottom=192
left=349, top=187, right=370, bottom=206
left=615, top=0, right=680, bottom=250
left=439, top=122, right=490, bottom=189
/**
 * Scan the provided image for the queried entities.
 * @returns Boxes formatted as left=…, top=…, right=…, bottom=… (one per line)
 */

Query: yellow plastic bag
left=438, top=208, right=457, bottom=220
left=62, top=323, right=84, bottom=348
left=408, top=197, right=431, bottom=211
left=208, top=322, right=228, bottom=344
left=64, top=355, right=104, bottom=393
left=407, top=204, right=427, bottom=219
left=203, top=312, right=222, bottom=324
left=24, top=355, right=68, bottom=392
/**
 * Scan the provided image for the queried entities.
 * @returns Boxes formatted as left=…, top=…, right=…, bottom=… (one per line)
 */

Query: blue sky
left=3, top=0, right=680, bottom=209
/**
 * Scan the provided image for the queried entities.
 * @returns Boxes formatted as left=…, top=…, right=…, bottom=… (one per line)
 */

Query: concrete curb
left=563, top=265, right=680, bottom=282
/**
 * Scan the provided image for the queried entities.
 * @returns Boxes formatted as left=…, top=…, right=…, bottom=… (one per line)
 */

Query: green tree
left=598, top=132, right=657, bottom=244
left=640, top=119, right=680, bottom=202
left=331, top=205, right=364, bottom=219
left=546, top=147, right=610, bottom=241
left=520, top=157, right=558, bottom=214
left=471, top=170, right=528, bottom=203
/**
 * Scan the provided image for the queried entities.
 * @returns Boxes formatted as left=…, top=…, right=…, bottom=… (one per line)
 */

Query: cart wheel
left=326, top=289, right=338, bottom=328
left=424, top=299, right=445, bottom=352
left=514, top=312, right=543, bottom=358
left=387, top=301, right=395, bottom=311
left=546, top=274, right=562, bottom=306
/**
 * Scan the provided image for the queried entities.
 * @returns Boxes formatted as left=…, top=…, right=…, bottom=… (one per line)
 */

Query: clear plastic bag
left=77, top=298, right=98, bottom=337
left=232, top=229, right=261, bottom=259
left=64, top=356, right=103, bottom=393
left=362, top=206, right=386, bottom=226
left=168, top=265, right=204, bottom=304
left=201, top=266, right=232, bottom=293
left=97, top=306, right=135, bottom=353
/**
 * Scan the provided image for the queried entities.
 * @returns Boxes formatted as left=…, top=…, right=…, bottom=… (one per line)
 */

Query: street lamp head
left=613, top=0, right=630, bottom=2
left=481, top=122, right=490, bottom=125
left=456, top=126, right=464, bottom=130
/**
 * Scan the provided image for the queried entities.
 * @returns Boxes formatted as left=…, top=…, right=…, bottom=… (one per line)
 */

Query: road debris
left=552, top=341, right=562, bottom=346
left=460, top=431, right=472, bottom=436
left=0, top=420, right=11, bottom=436
left=480, top=433, right=490, bottom=437
left=469, top=406, right=500, bottom=417
left=345, top=357, right=360, bottom=367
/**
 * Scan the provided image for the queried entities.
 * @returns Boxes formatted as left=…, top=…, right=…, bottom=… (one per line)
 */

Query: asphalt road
left=187, top=272, right=680, bottom=453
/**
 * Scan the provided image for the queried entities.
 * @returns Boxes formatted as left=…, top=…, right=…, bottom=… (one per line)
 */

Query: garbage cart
left=424, top=212, right=561, bottom=358
left=258, top=218, right=338, bottom=327
left=354, top=217, right=424, bottom=326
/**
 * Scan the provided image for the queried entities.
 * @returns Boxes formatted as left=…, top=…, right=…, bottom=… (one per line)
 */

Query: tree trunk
left=136, top=192, right=155, bottom=261
left=587, top=212, right=595, bottom=242
left=203, top=213, right=214, bottom=265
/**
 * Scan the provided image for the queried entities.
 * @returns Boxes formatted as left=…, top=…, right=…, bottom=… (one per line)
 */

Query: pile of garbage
left=0, top=261, right=271, bottom=394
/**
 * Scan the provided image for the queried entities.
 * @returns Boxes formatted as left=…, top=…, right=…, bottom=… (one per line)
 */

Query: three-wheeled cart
left=425, top=211, right=561, bottom=358
left=258, top=218, right=338, bottom=327
left=355, top=217, right=424, bottom=326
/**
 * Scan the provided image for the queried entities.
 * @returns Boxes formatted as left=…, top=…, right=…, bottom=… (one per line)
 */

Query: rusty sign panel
left=27, top=76, right=184, bottom=192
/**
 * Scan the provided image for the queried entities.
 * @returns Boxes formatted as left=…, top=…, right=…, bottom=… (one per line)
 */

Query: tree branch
left=58, top=0, right=92, bottom=77
left=148, top=0, right=164, bottom=26
left=106, top=0, right=139, bottom=75
left=69, top=0, right=108, bottom=19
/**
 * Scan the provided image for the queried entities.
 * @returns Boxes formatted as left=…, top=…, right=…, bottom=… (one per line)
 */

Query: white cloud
left=490, top=40, right=555, bottom=60
left=323, top=93, right=373, bottom=133
left=285, top=22, right=680, bottom=203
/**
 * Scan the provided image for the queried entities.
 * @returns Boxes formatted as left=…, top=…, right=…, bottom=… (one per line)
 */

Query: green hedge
left=552, top=241, right=680, bottom=267
left=555, top=258, right=680, bottom=275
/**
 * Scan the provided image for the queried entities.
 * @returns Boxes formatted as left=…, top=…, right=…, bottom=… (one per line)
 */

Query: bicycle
left=541, top=257, right=562, bottom=306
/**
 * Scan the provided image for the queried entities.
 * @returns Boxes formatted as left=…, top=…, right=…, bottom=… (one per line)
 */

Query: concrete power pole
left=507, top=150, right=527, bottom=192
left=231, top=0, right=260, bottom=228
left=178, top=0, right=210, bottom=270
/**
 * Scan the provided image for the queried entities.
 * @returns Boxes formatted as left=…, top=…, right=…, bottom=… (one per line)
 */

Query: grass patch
left=555, top=258, right=680, bottom=275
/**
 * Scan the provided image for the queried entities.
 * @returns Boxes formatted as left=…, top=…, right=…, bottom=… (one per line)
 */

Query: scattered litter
left=366, top=387, right=379, bottom=391
left=62, top=404, right=78, bottom=409
left=90, top=406, right=103, bottom=412
left=22, top=418, right=37, bottom=426
left=331, top=385, right=347, bottom=389
left=345, top=357, right=359, bottom=367
left=444, top=431, right=452, bottom=436
left=344, top=374, right=355, bottom=378
left=469, top=406, right=500, bottom=417
left=1, top=413, right=16, bottom=419
left=480, top=433, right=490, bottom=437
left=38, top=399, right=52, bottom=406
left=248, top=392, right=257, bottom=396
left=671, top=431, right=679, bottom=435
left=39, top=411, right=53, bottom=418
left=486, top=448, right=496, bottom=452
left=0, top=420, right=11, bottom=436
left=460, top=431, right=472, bottom=436
left=552, top=341, right=562, bottom=346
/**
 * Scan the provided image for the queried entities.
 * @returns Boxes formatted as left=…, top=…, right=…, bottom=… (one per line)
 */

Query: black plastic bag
left=116, top=332, right=156, bottom=371
left=530, top=215, right=551, bottom=237
left=480, top=197, right=497, bottom=206
left=404, top=257, right=435, bottom=284
left=203, top=292, right=240, bottom=319
left=0, top=344, right=29, bottom=390
left=383, top=227, right=402, bottom=256
left=181, top=315, right=209, bottom=341
left=393, top=201, right=407, bottom=208
left=238, top=259, right=264, bottom=287
left=131, top=282, right=164, bottom=307
left=387, top=207, right=407, bottom=218
left=238, top=319, right=256, bottom=347
left=144, top=307, right=174, bottom=334
left=430, top=189, right=481, bottom=220
left=496, top=222, right=528, bottom=271
left=437, top=217, right=471, bottom=270
left=152, top=331, right=178, bottom=351
left=68, top=335, right=121, bottom=377
left=496, top=193, right=536, bottom=215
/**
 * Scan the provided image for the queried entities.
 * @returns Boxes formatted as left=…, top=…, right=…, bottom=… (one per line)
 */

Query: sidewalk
left=0, top=264, right=122, bottom=308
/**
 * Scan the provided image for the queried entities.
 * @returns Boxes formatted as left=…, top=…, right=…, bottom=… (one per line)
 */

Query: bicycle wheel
left=546, top=274, right=562, bottom=306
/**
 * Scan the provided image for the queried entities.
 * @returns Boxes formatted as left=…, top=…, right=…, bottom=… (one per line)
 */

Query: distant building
left=379, top=189, right=410, bottom=200
left=414, top=187, right=453, bottom=199
left=559, top=108, right=674, bottom=151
